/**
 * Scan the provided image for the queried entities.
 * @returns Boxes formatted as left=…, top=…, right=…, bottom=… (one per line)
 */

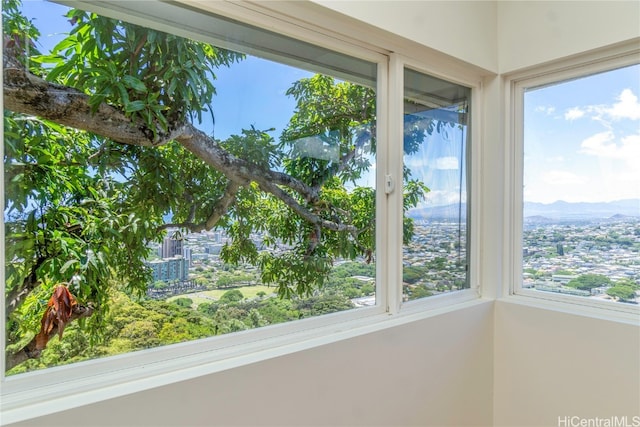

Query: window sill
left=1, top=294, right=485, bottom=425
left=501, top=292, right=640, bottom=326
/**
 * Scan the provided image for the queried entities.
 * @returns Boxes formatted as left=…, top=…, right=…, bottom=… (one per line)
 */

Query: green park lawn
left=168, top=284, right=277, bottom=307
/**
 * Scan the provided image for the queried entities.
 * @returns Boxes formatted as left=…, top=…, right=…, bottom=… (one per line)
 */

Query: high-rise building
left=182, top=247, right=192, bottom=266
left=162, top=237, right=183, bottom=259
left=147, top=256, right=188, bottom=282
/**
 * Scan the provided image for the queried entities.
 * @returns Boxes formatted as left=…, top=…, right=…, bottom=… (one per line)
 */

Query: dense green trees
left=566, top=274, right=611, bottom=291
left=5, top=257, right=373, bottom=374
left=219, top=289, right=244, bottom=304
left=606, top=285, right=637, bottom=302
left=606, top=278, right=640, bottom=303
left=564, top=275, right=638, bottom=303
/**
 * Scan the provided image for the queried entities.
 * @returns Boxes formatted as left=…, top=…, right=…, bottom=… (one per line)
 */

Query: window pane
left=4, top=1, right=377, bottom=374
left=402, top=68, right=471, bottom=301
left=522, top=64, right=640, bottom=304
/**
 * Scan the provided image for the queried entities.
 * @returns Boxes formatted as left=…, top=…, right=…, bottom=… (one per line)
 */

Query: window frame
left=506, top=41, right=640, bottom=315
left=0, top=1, right=483, bottom=422
left=393, top=55, right=482, bottom=312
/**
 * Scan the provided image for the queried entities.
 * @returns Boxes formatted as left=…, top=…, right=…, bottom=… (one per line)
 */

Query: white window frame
left=505, top=41, right=640, bottom=316
left=397, top=56, right=482, bottom=314
left=0, top=1, right=483, bottom=423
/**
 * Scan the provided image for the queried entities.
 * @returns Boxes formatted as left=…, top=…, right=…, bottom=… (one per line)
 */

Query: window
left=402, top=68, right=471, bottom=301
left=4, top=0, right=381, bottom=374
left=1, top=0, right=479, bottom=419
left=516, top=59, right=640, bottom=309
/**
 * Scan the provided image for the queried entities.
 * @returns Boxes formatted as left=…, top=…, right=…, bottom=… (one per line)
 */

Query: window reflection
left=402, top=68, right=471, bottom=301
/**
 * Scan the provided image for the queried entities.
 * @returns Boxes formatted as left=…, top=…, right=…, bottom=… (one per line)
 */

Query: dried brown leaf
left=35, top=284, right=78, bottom=350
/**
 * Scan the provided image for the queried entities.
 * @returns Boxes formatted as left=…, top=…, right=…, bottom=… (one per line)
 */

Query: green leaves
left=121, top=75, right=147, bottom=93
left=258, top=252, right=332, bottom=298
left=38, top=8, right=243, bottom=139
left=124, top=101, right=146, bottom=113
left=2, top=0, right=42, bottom=72
left=3, top=109, right=158, bottom=351
left=281, top=75, right=376, bottom=186
left=220, top=127, right=281, bottom=169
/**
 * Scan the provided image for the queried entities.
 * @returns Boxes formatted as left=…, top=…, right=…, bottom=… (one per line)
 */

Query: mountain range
left=523, top=199, right=639, bottom=219
left=408, top=199, right=640, bottom=221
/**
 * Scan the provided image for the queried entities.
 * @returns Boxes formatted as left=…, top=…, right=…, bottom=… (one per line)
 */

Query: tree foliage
left=606, top=285, right=636, bottom=302
left=3, top=0, right=437, bottom=371
left=566, top=274, right=611, bottom=291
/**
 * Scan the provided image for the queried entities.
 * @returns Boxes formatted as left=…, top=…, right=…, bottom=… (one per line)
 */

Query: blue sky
left=524, top=65, right=640, bottom=204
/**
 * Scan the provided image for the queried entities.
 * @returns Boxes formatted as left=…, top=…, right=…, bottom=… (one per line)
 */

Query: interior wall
left=494, top=301, right=640, bottom=427
left=310, top=1, right=640, bottom=76
left=7, top=302, right=494, bottom=427
left=310, top=0, right=497, bottom=73
left=497, top=1, right=640, bottom=73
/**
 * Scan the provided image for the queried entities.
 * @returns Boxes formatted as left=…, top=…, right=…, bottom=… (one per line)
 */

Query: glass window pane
left=4, top=0, right=377, bottom=374
left=522, top=64, right=640, bottom=304
left=402, top=68, right=471, bottom=301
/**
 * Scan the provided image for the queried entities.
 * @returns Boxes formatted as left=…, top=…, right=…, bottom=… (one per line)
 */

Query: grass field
left=167, top=285, right=277, bottom=308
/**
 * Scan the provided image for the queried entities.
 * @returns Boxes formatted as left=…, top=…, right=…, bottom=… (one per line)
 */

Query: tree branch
left=158, top=180, right=240, bottom=233
left=3, top=67, right=171, bottom=146
left=5, top=303, right=94, bottom=372
left=259, top=180, right=356, bottom=233
left=3, top=49, right=347, bottom=232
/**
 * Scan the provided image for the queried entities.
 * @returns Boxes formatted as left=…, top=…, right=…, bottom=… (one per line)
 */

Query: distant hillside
left=523, top=215, right=554, bottom=225
left=408, top=199, right=640, bottom=222
left=409, top=203, right=467, bottom=221
left=524, top=199, right=639, bottom=219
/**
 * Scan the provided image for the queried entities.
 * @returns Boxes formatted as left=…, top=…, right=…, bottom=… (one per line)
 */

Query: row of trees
left=566, top=274, right=639, bottom=303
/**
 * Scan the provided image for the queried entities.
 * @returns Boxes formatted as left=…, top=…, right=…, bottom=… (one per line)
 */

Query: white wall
left=311, top=0, right=640, bottom=75
left=498, top=1, right=640, bottom=73
left=311, top=0, right=498, bottom=73
left=7, top=302, right=494, bottom=427
left=494, top=301, right=640, bottom=426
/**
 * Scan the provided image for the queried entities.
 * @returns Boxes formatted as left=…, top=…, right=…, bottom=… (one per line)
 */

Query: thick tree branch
left=3, top=58, right=323, bottom=205
left=3, top=67, right=174, bottom=146
left=259, top=180, right=356, bottom=233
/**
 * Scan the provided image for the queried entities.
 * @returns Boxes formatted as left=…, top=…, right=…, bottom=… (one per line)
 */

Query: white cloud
left=434, top=156, right=459, bottom=170
left=606, top=88, right=640, bottom=120
left=580, top=131, right=640, bottom=159
left=579, top=131, right=616, bottom=156
left=564, top=107, right=586, bottom=120
left=424, top=189, right=466, bottom=206
left=570, top=89, right=640, bottom=125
